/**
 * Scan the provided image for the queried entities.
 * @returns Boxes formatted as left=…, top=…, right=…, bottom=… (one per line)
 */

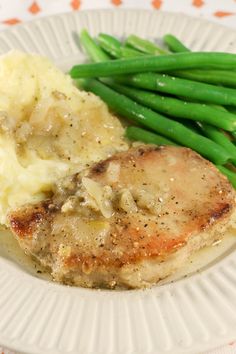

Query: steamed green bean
left=119, top=72, right=236, bottom=108
left=163, top=34, right=190, bottom=53
left=70, top=52, right=236, bottom=78
left=79, top=29, right=110, bottom=63
left=125, top=34, right=167, bottom=55
left=126, top=126, right=177, bottom=146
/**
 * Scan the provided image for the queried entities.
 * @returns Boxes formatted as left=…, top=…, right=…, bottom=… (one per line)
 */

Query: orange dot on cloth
left=28, top=1, right=41, bottom=15
left=152, top=0, right=162, bottom=9
left=192, top=0, right=204, bottom=7
left=71, top=0, right=81, bottom=10
left=214, top=11, right=234, bottom=17
left=3, top=18, right=21, bottom=25
left=111, top=0, right=122, bottom=6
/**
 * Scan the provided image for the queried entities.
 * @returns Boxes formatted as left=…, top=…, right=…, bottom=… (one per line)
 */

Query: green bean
left=126, top=126, right=177, bottom=146
left=79, top=78, right=231, bottom=164
left=197, top=122, right=236, bottom=165
left=120, top=47, right=144, bottom=58
left=163, top=34, right=190, bottom=53
left=125, top=34, right=167, bottom=55
left=170, top=69, right=236, bottom=88
left=97, top=34, right=144, bottom=59
left=70, top=52, right=236, bottom=78
left=108, top=83, right=236, bottom=131
left=216, top=165, right=236, bottom=189
left=79, top=29, right=110, bottom=63
left=118, top=72, right=236, bottom=107
left=97, top=33, right=122, bottom=58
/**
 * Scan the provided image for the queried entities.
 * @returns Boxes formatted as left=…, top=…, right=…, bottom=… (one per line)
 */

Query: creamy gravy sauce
left=159, top=228, right=236, bottom=285
left=0, top=229, right=235, bottom=287
left=0, top=229, right=51, bottom=281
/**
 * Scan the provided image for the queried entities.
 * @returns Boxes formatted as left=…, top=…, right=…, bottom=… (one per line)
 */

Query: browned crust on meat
left=91, top=160, right=107, bottom=175
left=210, top=203, right=231, bottom=221
left=10, top=201, right=50, bottom=238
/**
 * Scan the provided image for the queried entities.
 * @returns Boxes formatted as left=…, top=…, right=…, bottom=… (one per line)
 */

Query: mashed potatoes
left=0, top=51, right=128, bottom=225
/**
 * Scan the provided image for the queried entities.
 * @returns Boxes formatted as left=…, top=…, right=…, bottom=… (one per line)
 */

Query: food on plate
left=72, top=30, right=236, bottom=188
left=0, top=51, right=127, bottom=225
left=9, top=145, right=236, bottom=289
left=1, top=31, right=236, bottom=290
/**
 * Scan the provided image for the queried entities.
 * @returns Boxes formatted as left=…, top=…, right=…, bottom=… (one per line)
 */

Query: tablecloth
left=0, top=1, right=235, bottom=353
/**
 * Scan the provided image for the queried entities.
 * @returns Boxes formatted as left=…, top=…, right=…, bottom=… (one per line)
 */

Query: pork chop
left=9, top=145, right=236, bottom=289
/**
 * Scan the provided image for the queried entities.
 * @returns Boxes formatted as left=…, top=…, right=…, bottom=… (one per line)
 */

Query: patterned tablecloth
left=0, top=1, right=235, bottom=353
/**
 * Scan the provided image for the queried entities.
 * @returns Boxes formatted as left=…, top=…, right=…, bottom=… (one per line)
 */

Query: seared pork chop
left=9, top=145, right=236, bottom=289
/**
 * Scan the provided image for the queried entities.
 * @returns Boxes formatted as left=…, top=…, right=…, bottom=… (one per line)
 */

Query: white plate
left=0, top=9, right=236, bottom=354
